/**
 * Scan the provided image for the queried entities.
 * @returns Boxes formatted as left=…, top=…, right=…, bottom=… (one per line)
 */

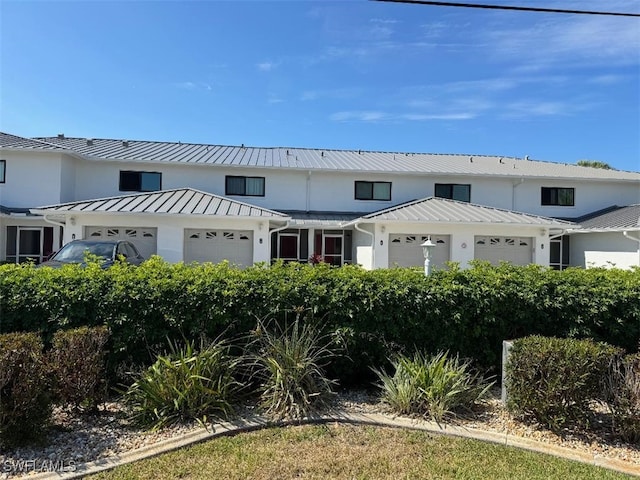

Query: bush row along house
left=1, top=132, right=639, bottom=269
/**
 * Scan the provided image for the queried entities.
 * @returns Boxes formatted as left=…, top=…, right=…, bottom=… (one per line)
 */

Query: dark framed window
left=119, top=171, right=162, bottom=192
left=354, top=181, right=391, bottom=201
left=225, top=176, right=265, bottom=196
left=541, top=187, right=574, bottom=206
left=434, top=183, right=471, bottom=202
left=0, top=160, right=5, bottom=183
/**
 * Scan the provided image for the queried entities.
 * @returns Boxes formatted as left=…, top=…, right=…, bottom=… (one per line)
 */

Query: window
left=354, top=181, right=391, bottom=201
left=434, top=183, right=471, bottom=202
left=0, top=160, right=5, bottom=183
left=541, top=187, right=574, bottom=206
left=225, top=176, right=265, bottom=196
left=119, top=171, right=161, bottom=192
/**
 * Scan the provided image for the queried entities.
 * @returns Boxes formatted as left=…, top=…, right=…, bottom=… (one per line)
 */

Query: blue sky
left=1, top=0, right=639, bottom=172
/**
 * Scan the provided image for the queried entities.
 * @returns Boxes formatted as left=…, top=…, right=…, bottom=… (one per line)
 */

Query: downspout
left=353, top=221, right=375, bottom=269
left=306, top=171, right=312, bottom=213
left=512, top=178, right=524, bottom=210
left=43, top=214, right=66, bottom=228
left=268, top=220, right=290, bottom=264
left=623, top=231, right=640, bottom=266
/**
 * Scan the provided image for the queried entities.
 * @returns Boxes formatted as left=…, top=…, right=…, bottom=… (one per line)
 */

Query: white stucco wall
left=513, top=179, right=639, bottom=218
left=0, top=151, right=66, bottom=207
left=570, top=231, right=640, bottom=269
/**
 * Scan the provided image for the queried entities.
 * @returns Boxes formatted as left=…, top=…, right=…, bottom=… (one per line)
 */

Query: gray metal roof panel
left=33, top=136, right=640, bottom=181
left=0, top=132, right=68, bottom=151
left=357, top=197, right=574, bottom=226
left=31, top=188, right=289, bottom=218
left=578, top=204, right=640, bottom=230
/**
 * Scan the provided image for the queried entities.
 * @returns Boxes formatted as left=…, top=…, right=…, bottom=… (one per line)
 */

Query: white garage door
left=474, top=236, right=532, bottom=266
left=85, top=226, right=157, bottom=260
left=184, top=229, right=253, bottom=266
left=389, top=234, right=450, bottom=269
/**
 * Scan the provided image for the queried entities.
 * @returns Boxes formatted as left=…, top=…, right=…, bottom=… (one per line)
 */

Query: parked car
left=39, top=240, right=145, bottom=268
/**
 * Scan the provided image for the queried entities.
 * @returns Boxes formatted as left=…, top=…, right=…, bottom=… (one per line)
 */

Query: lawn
left=89, top=423, right=634, bottom=480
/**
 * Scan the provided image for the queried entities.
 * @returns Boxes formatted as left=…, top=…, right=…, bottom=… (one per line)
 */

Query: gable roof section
left=0, top=132, right=68, bottom=151
left=34, top=135, right=640, bottom=182
left=575, top=204, right=640, bottom=231
left=0, top=205, right=36, bottom=216
left=349, top=197, right=573, bottom=227
left=30, top=188, right=290, bottom=219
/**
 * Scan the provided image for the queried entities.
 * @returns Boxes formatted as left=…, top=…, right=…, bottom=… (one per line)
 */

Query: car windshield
left=52, top=242, right=115, bottom=263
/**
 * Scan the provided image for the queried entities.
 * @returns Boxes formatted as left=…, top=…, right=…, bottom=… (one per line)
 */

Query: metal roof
left=282, top=211, right=363, bottom=227
left=0, top=205, right=37, bottom=216
left=0, top=133, right=68, bottom=151
left=30, top=188, right=290, bottom=219
left=352, top=197, right=574, bottom=227
left=32, top=135, right=640, bottom=181
left=576, top=204, right=640, bottom=231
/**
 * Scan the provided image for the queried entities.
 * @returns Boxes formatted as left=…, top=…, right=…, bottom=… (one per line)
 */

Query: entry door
left=323, top=235, right=343, bottom=266
left=278, top=233, right=299, bottom=261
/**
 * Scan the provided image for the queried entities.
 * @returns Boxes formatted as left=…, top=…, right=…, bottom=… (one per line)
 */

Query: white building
left=1, top=132, right=639, bottom=269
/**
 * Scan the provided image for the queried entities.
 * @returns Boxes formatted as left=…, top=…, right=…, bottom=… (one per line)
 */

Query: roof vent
left=525, top=155, right=530, bottom=161
left=122, top=140, right=129, bottom=147
left=241, top=143, right=245, bottom=148
left=286, top=149, right=290, bottom=155
left=86, top=138, right=93, bottom=146
left=321, top=151, right=324, bottom=157
left=57, top=133, right=65, bottom=139
left=499, top=157, right=504, bottom=164
left=469, top=156, right=473, bottom=163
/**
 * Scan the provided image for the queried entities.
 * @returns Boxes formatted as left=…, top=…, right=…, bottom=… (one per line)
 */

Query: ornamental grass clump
left=247, top=315, right=339, bottom=420
left=602, top=354, right=640, bottom=443
left=374, top=351, right=494, bottom=423
left=123, top=337, right=242, bottom=430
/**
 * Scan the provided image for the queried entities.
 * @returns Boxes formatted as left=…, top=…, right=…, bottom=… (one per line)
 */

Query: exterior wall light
left=421, top=236, right=436, bottom=276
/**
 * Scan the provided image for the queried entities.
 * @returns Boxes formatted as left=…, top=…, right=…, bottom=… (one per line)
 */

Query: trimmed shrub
left=49, top=325, right=110, bottom=411
left=506, top=336, right=622, bottom=429
left=0, top=332, right=52, bottom=446
left=123, top=337, right=241, bottom=430
left=1, top=260, right=639, bottom=387
left=246, top=315, right=339, bottom=420
left=374, top=351, right=494, bottom=422
left=603, top=354, right=640, bottom=442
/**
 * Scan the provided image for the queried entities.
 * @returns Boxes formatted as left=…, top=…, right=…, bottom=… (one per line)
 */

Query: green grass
left=89, top=424, right=634, bottom=480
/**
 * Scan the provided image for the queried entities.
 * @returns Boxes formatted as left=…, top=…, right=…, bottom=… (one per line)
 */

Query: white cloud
left=175, top=81, right=211, bottom=91
left=267, top=93, right=284, bottom=104
left=257, top=61, right=278, bottom=72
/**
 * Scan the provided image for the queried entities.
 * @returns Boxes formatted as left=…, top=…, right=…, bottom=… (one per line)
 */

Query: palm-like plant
left=123, top=337, right=242, bottom=430
left=247, top=315, right=338, bottom=420
left=374, top=351, right=494, bottom=423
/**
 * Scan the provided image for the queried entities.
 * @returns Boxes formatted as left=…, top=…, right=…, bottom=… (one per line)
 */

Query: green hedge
left=1, top=259, right=639, bottom=385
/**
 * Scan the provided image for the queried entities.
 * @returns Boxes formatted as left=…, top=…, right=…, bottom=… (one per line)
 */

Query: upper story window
left=225, top=176, right=265, bottom=196
left=541, top=187, right=574, bottom=206
left=435, top=183, right=471, bottom=202
left=119, top=171, right=161, bottom=192
left=355, top=181, right=391, bottom=201
left=0, top=160, right=5, bottom=183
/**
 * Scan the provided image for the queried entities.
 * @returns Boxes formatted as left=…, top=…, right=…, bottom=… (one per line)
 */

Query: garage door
left=388, top=234, right=450, bottom=269
left=184, top=229, right=253, bottom=266
left=474, top=236, right=532, bottom=266
left=85, top=226, right=157, bottom=260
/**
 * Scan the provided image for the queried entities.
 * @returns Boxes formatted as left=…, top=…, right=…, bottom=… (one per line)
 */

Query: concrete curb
left=26, top=411, right=640, bottom=479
